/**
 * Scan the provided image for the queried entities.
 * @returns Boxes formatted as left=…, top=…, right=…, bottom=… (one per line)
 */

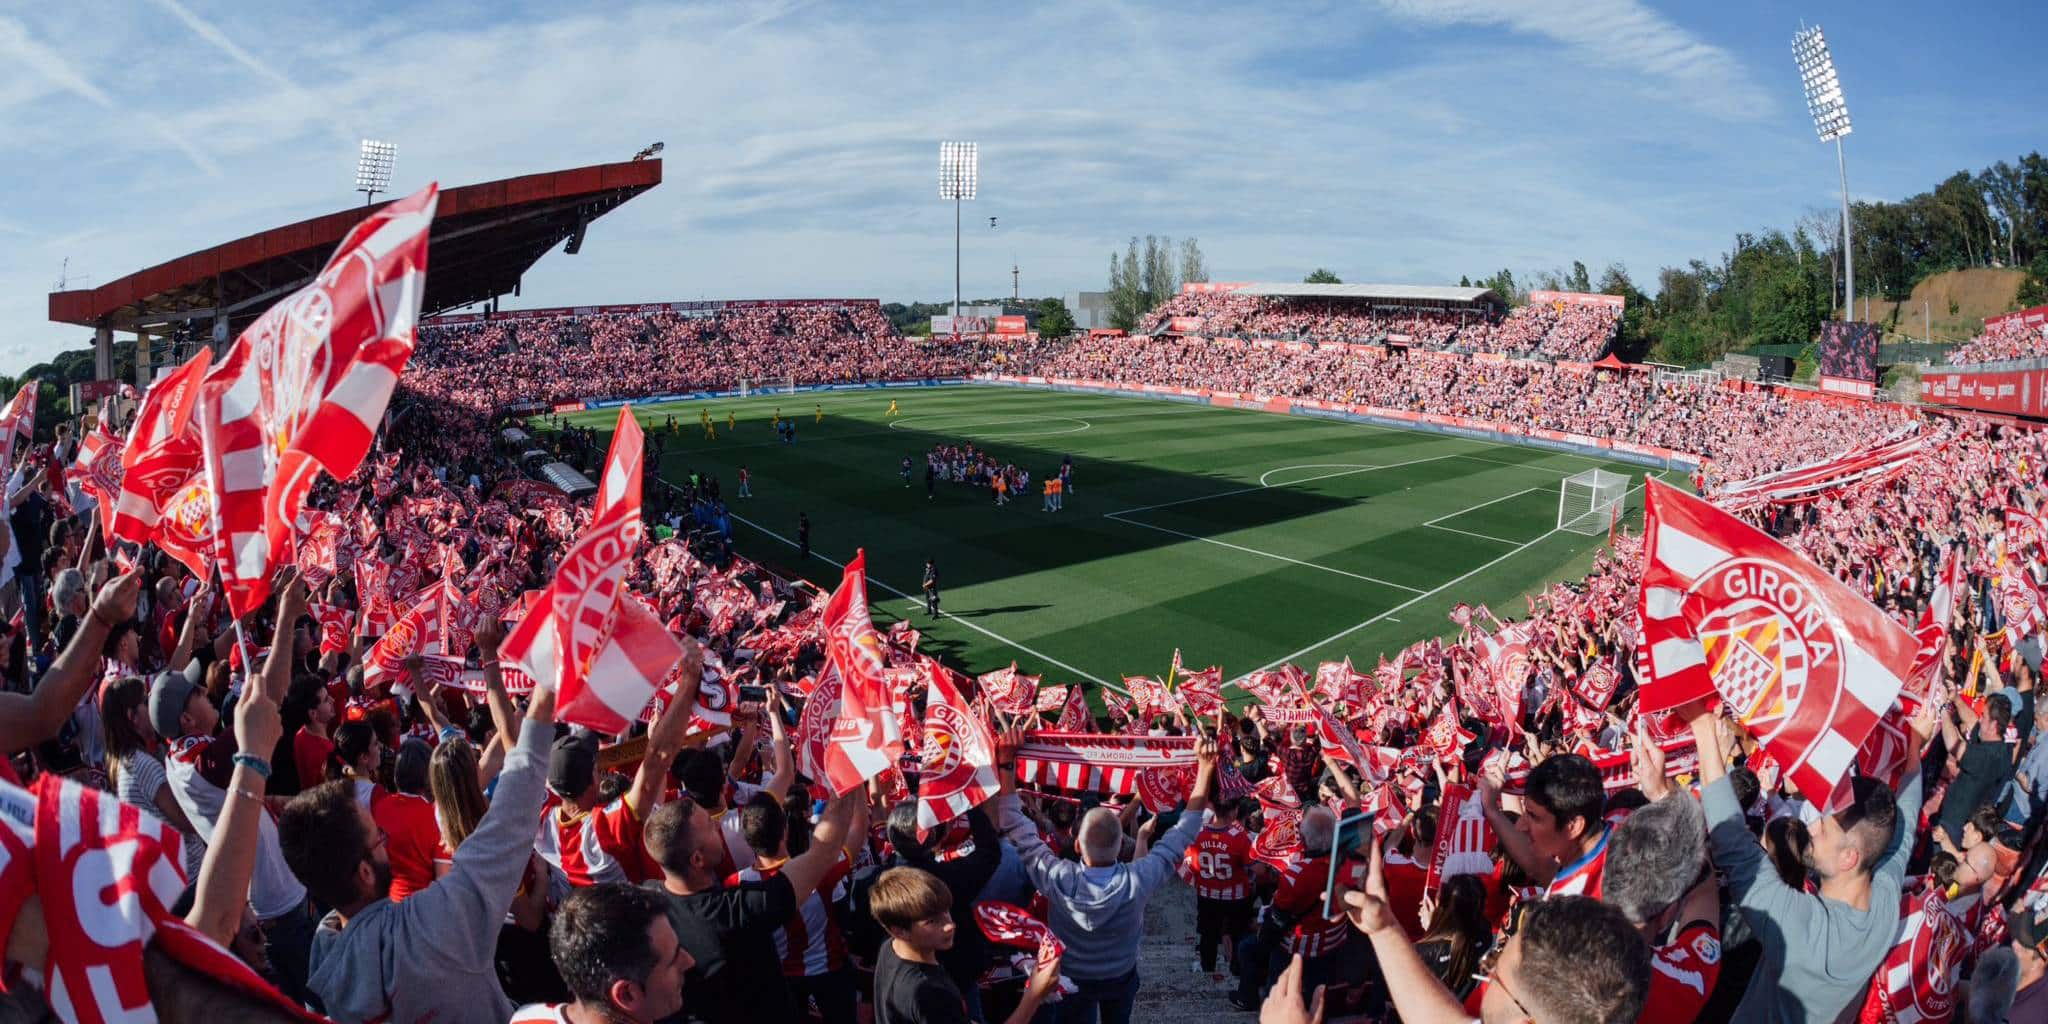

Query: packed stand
left=1005, top=333, right=1913, bottom=474
left=411, top=304, right=974, bottom=414
left=1948, top=317, right=2048, bottom=366
left=10, top=305, right=2048, bottom=1024
left=1456, top=302, right=1621, bottom=361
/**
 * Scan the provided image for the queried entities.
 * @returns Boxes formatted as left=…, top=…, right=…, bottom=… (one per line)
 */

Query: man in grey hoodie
left=991, top=730, right=1216, bottom=1024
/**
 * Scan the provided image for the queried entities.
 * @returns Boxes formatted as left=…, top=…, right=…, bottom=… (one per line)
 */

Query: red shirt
left=1184, top=823, right=1254, bottom=901
left=546, top=796, right=659, bottom=887
left=1546, top=822, right=1616, bottom=899
left=293, top=727, right=334, bottom=791
left=374, top=791, right=446, bottom=903
left=1639, top=920, right=1722, bottom=1024
left=1273, top=855, right=1349, bottom=957
left=1380, top=851, right=1430, bottom=941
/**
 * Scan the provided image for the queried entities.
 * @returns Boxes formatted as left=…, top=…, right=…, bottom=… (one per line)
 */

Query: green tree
left=1034, top=297, right=1077, bottom=338
left=1178, top=238, right=1208, bottom=286
left=1566, top=260, right=1593, bottom=293
left=2019, top=250, right=2048, bottom=307
left=1304, top=268, right=1341, bottom=284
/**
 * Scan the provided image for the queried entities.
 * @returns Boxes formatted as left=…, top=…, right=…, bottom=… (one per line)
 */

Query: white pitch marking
left=1102, top=513, right=1428, bottom=594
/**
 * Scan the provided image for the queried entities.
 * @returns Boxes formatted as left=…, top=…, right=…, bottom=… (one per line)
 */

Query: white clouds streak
left=1369, top=0, right=1773, bottom=119
left=0, top=15, right=222, bottom=175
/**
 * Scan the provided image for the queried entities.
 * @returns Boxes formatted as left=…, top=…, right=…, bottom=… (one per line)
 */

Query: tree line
left=1103, top=236, right=1208, bottom=331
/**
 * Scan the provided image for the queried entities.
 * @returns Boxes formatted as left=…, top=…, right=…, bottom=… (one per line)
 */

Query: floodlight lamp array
left=355, top=139, right=397, bottom=191
left=939, top=141, right=978, bottom=200
left=1792, top=27, right=1852, bottom=142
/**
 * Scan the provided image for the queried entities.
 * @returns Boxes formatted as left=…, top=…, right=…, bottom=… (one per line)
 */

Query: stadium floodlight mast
left=939, top=141, right=978, bottom=320
left=355, top=139, right=397, bottom=206
left=1794, top=25, right=1854, bottom=319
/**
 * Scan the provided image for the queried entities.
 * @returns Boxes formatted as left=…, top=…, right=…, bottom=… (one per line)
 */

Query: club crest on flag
left=920, top=700, right=988, bottom=782
left=1693, top=561, right=1836, bottom=737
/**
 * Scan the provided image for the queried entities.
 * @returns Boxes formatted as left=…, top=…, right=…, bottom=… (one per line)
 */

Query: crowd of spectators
left=1136, top=292, right=1619, bottom=360
left=411, top=305, right=975, bottom=413
left=1010, top=333, right=1909, bottom=477
left=1949, top=317, right=2048, bottom=365
left=7, top=293, right=2048, bottom=1024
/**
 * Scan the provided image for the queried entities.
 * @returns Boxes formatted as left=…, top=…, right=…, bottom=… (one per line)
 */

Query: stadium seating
left=1947, top=316, right=2048, bottom=365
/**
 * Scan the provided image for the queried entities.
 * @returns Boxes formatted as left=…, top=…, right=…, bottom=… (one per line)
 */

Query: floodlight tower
left=939, top=141, right=978, bottom=319
left=356, top=139, right=397, bottom=206
left=1793, top=26, right=1854, bottom=319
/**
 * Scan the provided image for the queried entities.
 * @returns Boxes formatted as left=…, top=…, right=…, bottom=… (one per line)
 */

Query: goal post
left=1557, top=469, right=1628, bottom=536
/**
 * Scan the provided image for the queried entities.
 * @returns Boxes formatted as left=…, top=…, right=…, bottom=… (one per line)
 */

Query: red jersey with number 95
left=1184, top=822, right=1254, bottom=900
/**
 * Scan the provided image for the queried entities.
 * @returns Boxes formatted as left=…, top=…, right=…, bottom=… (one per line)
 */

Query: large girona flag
left=501, top=406, right=680, bottom=734
left=198, top=184, right=438, bottom=617
left=820, top=550, right=905, bottom=795
left=111, top=349, right=211, bottom=547
left=1637, top=478, right=1914, bottom=805
left=916, top=664, right=1000, bottom=831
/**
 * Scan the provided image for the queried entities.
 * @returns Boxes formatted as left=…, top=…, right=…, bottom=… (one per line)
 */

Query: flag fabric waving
left=1055, top=684, right=1093, bottom=732
left=1637, top=478, right=1916, bottom=805
left=197, top=184, right=438, bottom=617
left=500, top=406, right=682, bottom=733
left=916, top=665, right=1001, bottom=831
left=977, top=663, right=1040, bottom=715
left=820, top=550, right=905, bottom=794
left=1904, top=545, right=1964, bottom=707
left=70, top=408, right=126, bottom=536
left=112, top=349, right=211, bottom=546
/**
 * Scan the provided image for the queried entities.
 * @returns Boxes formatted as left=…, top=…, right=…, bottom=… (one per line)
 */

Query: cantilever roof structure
left=49, top=159, right=662, bottom=343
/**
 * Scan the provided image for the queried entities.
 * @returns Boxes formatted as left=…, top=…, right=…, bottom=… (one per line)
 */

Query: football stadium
left=4, top=6, right=2048, bottom=1024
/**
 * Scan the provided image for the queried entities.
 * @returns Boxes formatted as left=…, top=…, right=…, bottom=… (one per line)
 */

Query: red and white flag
left=1998, top=569, right=2045, bottom=649
left=1034, top=684, right=1071, bottom=715
left=1175, top=657, right=1225, bottom=716
left=112, top=349, right=211, bottom=546
left=1055, top=684, right=1093, bottom=732
left=2006, top=508, right=2048, bottom=568
left=0, top=381, right=36, bottom=470
left=1637, top=479, right=1915, bottom=806
left=819, top=550, right=904, bottom=794
left=916, top=665, right=1000, bottom=831
left=1904, top=545, right=1963, bottom=707
left=978, top=663, right=1041, bottom=715
left=1121, top=675, right=1177, bottom=720
left=70, top=409, right=126, bottom=536
left=1861, top=886, right=1966, bottom=1024
left=197, top=184, right=438, bottom=617
left=501, top=407, right=681, bottom=733
left=1425, top=783, right=1494, bottom=897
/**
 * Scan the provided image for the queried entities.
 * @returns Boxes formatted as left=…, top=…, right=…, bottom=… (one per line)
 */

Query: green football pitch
left=554, top=385, right=1677, bottom=692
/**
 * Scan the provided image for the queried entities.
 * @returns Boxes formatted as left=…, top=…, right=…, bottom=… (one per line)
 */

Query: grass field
left=555, top=385, right=1677, bottom=694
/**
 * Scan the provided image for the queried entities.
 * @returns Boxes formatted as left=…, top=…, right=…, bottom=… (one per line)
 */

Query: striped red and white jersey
left=1273, top=855, right=1349, bottom=958
left=1546, top=821, right=1616, bottom=899
left=536, top=796, right=655, bottom=887
left=508, top=1003, right=571, bottom=1023
left=728, top=854, right=853, bottom=977
left=1183, top=823, right=1254, bottom=901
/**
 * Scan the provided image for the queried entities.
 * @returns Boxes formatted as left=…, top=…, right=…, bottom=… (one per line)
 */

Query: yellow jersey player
left=727, top=411, right=736, bottom=432
left=814, top=404, right=823, bottom=424
left=887, top=398, right=900, bottom=417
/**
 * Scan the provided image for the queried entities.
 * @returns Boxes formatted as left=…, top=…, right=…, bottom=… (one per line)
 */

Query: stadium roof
left=48, top=159, right=662, bottom=335
left=1232, top=282, right=1504, bottom=307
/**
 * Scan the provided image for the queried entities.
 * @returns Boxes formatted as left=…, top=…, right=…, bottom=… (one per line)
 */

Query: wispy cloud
left=143, top=0, right=299, bottom=95
left=0, top=15, right=222, bottom=175
left=1369, top=0, right=1773, bottom=120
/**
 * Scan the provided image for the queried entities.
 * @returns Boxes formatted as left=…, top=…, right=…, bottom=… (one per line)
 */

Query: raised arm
left=628, top=641, right=703, bottom=818
left=1478, top=758, right=1557, bottom=884
left=0, top=571, right=137, bottom=755
left=473, top=617, right=519, bottom=748
left=779, top=792, right=865, bottom=904
left=760, top=689, right=796, bottom=800
left=186, top=664, right=283, bottom=944
left=1338, top=838, right=1475, bottom=1024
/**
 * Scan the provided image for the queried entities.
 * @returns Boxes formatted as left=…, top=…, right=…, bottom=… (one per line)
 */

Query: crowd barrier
left=973, top=374, right=1703, bottom=472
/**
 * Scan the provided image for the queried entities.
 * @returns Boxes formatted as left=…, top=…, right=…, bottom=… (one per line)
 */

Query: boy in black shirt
left=870, top=867, right=1060, bottom=1024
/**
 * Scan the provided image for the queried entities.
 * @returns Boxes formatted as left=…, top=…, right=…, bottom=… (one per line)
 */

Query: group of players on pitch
left=908, top=445, right=1073, bottom=510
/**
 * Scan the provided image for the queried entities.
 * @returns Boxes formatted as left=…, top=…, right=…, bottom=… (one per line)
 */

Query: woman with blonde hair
left=429, top=735, right=566, bottom=1005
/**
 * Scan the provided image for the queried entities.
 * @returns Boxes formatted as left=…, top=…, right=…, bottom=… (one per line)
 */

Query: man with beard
left=279, top=618, right=565, bottom=1024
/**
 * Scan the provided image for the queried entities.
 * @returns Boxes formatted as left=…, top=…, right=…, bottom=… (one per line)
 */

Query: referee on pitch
left=922, top=557, right=940, bottom=618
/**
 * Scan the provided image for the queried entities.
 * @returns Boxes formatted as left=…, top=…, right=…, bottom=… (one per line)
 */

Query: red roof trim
left=48, top=160, right=661, bottom=326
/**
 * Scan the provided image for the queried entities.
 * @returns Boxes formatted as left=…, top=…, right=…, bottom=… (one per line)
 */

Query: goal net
left=1557, top=469, right=1628, bottom=536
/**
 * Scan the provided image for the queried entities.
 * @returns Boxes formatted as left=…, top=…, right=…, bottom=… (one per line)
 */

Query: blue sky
left=0, top=0, right=2041, bottom=375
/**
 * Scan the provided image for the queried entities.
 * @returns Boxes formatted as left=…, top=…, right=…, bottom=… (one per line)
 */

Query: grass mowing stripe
left=1232, top=477, right=1654, bottom=683
left=1423, top=524, right=1525, bottom=544
left=1423, top=486, right=1544, bottom=524
left=1100, top=512, right=1430, bottom=593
